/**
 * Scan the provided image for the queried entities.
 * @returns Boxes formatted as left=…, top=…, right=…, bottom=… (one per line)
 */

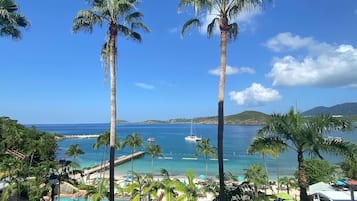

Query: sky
left=1, top=0, right=357, bottom=124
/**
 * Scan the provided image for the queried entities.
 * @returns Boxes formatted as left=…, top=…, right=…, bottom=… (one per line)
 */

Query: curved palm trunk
left=217, top=20, right=227, bottom=201
left=109, top=22, right=117, bottom=201
left=297, top=150, right=308, bottom=201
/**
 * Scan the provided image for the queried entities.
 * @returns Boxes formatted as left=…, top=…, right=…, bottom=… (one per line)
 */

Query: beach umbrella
left=335, top=180, right=345, bottom=185
left=237, top=176, right=244, bottom=181
left=199, top=174, right=206, bottom=179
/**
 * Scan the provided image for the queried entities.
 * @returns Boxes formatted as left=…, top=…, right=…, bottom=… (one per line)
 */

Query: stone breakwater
left=55, top=134, right=99, bottom=140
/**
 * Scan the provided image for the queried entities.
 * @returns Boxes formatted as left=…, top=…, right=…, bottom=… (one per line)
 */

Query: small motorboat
left=147, top=137, right=155, bottom=143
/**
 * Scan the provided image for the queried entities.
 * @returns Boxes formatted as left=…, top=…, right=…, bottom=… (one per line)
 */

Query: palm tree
left=175, top=169, right=201, bottom=201
left=0, top=0, right=29, bottom=40
left=256, top=107, right=353, bottom=201
left=196, top=138, right=216, bottom=177
left=125, top=171, right=154, bottom=201
left=243, top=163, right=267, bottom=197
left=65, top=144, right=84, bottom=166
left=93, top=130, right=121, bottom=178
left=72, top=1, right=149, bottom=200
left=86, top=178, right=109, bottom=201
left=339, top=142, right=357, bottom=179
left=278, top=176, right=296, bottom=195
left=156, top=178, right=178, bottom=201
left=146, top=144, right=163, bottom=175
left=178, top=1, right=267, bottom=199
left=247, top=136, right=286, bottom=193
left=123, top=132, right=144, bottom=177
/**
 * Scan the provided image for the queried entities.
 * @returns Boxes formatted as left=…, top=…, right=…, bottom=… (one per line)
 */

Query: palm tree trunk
left=297, top=151, right=308, bottom=201
left=205, top=158, right=208, bottom=177
left=151, top=157, right=154, bottom=175
left=263, top=154, right=268, bottom=194
left=131, top=149, right=134, bottom=183
left=101, top=146, right=107, bottom=179
left=109, top=22, right=117, bottom=201
left=217, top=18, right=227, bottom=201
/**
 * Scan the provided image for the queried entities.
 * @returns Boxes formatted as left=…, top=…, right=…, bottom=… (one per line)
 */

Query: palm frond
left=178, top=0, right=213, bottom=14
left=181, top=18, right=200, bottom=37
left=227, top=22, right=238, bottom=40
left=72, top=10, right=102, bottom=33
left=131, top=22, right=150, bottom=33
left=207, top=17, right=219, bottom=38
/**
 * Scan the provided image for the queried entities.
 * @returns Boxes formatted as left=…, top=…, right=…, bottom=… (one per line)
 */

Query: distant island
left=117, top=102, right=357, bottom=125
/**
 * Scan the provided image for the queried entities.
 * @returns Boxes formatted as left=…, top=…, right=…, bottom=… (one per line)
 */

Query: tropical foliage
left=255, top=107, right=353, bottom=201
left=244, top=164, right=267, bottom=197
left=278, top=176, right=297, bottom=195
left=146, top=144, right=163, bottom=175
left=72, top=1, right=149, bottom=200
left=296, top=158, right=335, bottom=185
left=178, top=1, right=267, bottom=199
left=0, top=0, right=29, bottom=39
left=123, top=133, right=144, bottom=178
left=195, top=138, right=216, bottom=177
left=0, top=116, right=57, bottom=200
left=93, top=130, right=121, bottom=178
left=86, top=178, right=109, bottom=201
left=339, top=141, right=357, bottom=179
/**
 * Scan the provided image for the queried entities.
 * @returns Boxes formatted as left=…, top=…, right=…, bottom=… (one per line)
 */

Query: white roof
left=309, top=182, right=334, bottom=194
left=316, top=190, right=356, bottom=201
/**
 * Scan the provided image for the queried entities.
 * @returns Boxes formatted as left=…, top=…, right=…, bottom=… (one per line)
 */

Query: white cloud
left=135, top=82, right=155, bottom=89
left=199, top=6, right=262, bottom=35
left=209, top=65, right=255, bottom=76
left=265, top=33, right=357, bottom=87
left=264, top=32, right=315, bottom=52
left=229, top=83, right=281, bottom=106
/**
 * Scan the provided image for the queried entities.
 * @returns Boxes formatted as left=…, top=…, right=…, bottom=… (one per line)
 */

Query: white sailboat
left=184, top=120, right=202, bottom=142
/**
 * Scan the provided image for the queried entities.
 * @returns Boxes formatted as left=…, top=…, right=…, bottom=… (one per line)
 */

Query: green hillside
left=168, top=111, right=268, bottom=125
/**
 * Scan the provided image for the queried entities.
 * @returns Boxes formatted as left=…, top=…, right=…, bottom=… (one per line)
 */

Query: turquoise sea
left=32, top=123, right=357, bottom=179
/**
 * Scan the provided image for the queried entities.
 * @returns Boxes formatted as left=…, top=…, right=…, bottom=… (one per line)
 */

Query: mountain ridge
left=118, top=102, right=357, bottom=125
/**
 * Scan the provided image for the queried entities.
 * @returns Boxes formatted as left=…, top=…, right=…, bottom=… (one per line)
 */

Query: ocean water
left=32, top=123, right=357, bottom=179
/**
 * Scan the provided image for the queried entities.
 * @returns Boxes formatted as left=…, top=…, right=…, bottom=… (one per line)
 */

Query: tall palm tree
left=256, top=107, right=353, bottom=201
left=178, top=1, right=266, bottom=199
left=0, top=0, right=29, bottom=40
left=195, top=138, right=216, bottom=177
left=146, top=144, right=163, bottom=175
left=123, top=132, right=144, bottom=177
left=243, top=163, right=267, bottom=197
left=72, top=1, right=149, bottom=200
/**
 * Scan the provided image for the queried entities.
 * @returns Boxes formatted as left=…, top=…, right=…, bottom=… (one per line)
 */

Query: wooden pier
left=83, top=151, right=145, bottom=175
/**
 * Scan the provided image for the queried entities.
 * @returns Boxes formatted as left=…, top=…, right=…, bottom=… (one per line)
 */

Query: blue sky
left=1, top=0, right=357, bottom=124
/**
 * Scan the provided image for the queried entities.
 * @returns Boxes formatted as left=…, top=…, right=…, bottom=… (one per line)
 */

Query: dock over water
left=83, top=151, right=145, bottom=175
